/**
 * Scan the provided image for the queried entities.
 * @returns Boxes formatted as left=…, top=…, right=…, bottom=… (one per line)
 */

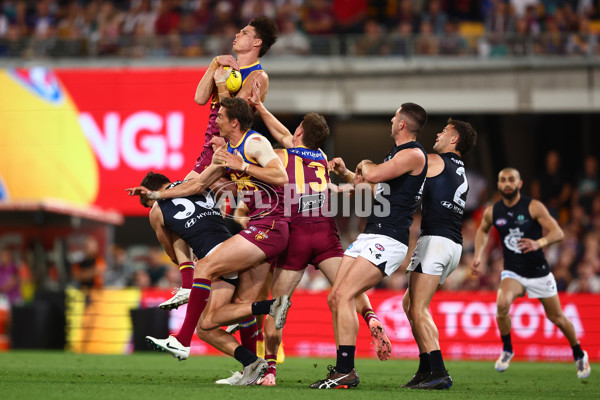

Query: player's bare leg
left=539, top=294, right=590, bottom=379
left=494, top=278, right=523, bottom=372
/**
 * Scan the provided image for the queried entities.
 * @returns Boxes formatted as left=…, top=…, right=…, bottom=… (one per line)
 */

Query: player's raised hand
left=211, top=144, right=229, bottom=166
left=214, top=66, right=233, bottom=85
left=125, top=186, right=150, bottom=197
left=210, top=136, right=226, bottom=150
left=215, top=55, right=239, bottom=70
left=247, top=80, right=262, bottom=107
left=328, top=157, right=348, bottom=176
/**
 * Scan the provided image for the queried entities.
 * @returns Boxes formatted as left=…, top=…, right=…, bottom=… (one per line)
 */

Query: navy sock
left=501, top=333, right=513, bottom=353
left=233, top=345, right=258, bottom=367
left=251, top=299, right=275, bottom=315
left=572, top=343, right=584, bottom=360
left=336, top=345, right=356, bottom=374
left=417, top=352, right=430, bottom=374
left=428, top=350, right=447, bottom=376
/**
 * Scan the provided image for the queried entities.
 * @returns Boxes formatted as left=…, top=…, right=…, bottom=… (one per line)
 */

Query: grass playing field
left=0, top=351, right=597, bottom=400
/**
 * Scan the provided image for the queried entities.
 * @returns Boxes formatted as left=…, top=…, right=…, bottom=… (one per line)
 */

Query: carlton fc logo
left=496, top=218, right=508, bottom=226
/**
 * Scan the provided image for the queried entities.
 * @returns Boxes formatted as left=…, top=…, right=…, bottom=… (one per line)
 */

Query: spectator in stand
left=535, top=15, right=567, bottom=54
left=332, top=0, right=367, bottom=54
left=145, top=247, right=169, bottom=287
left=353, top=18, right=387, bottom=55
left=566, top=16, right=598, bottom=55
left=70, top=236, right=107, bottom=290
left=95, top=1, right=124, bottom=56
left=396, top=0, right=420, bottom=32
left=104, top=245, right=134, bottom=288
left=566, top=259, right=600, bottom=293
left=551, top=244, right=576, bottom=291
left=531, top=150, right=572, bottom=222
left=241, top=0, right=276, bottom=25
left=572, top=155, right=599, bottom=215
left=414, top=19, right=438, bottom=55
left=301, top=0, right=335, bottom=55
left=388, top=20, right=414, bottom=56
left=421, top=0, right=448, bottom=35
left=438, top=19, right=468, bottom=55
left=122, top=0, right=156, bottom=38
left=178, top=12, right=205, bottom=57
left=188, top=0, right=213, bottom=35
left=207, top=1, right=238, bottom=35
left=154, top=0, right=181, bottom=37
left=485, top=0, right=516, bottom=35
left=0, top=248, right=22, bottom=306
left=508, top=16, right=531, bottom=56
left=269, top=17, right=309, bottom=55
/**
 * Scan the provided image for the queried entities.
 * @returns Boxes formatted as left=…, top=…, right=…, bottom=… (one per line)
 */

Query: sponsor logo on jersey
left=255, top=231, right=269, bottom=241
left=185, top=218, right=197, bottom=228
left=496, top=218, right=508, bottom=226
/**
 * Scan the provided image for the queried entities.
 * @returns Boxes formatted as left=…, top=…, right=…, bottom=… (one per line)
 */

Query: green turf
left=0, top=351, right=597, bottom=400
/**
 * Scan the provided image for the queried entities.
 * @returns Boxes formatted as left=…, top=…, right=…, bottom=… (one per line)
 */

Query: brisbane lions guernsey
left=420, top=153, right=468, bottom=244
left=158, top=183, right=231, bottom=259
left=226, top=130, right=285, bottom=219
left=203, top=62, right=265, bottom=151
left=284, top=146, right=330, bottom=223
left=364, top=141, right=427, bottom=246
left=492, top=195, right=549, bottom=278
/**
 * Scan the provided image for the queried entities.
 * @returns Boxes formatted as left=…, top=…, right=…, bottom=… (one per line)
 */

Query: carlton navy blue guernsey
left=492, top=195, right=549, bottom=278
left=420, top=153, right=468, bottom=244
left=364, top=141, right=427, bottom=246
left=158, top=183, right=231, bottom=259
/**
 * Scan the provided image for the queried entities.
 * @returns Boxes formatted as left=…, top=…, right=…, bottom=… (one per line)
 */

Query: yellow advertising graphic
left=0, top=68, right=98, bottom=205
left=66, top=287, right=141, bottom=354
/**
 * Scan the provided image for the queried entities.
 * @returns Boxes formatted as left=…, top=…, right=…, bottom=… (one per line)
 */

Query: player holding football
left=158, top=15, right=278, bottom=311
left=472, top=168, right=591, bottom=379
left=127, top=97, right=291, bottom=385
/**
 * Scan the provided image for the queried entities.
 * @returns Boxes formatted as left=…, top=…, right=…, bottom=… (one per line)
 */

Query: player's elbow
left=362, top=170, right=381, bottom=183
left=194, top=94, right=209, bottom=105
left=273, top=171, right=289, bottom=187
left=555, top=228, right=565, bottom=243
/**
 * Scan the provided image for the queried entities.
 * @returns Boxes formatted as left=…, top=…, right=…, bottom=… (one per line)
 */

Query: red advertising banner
left=141, top=289, right=600, bottom=362
left=0, top=67, right=210, bottom=216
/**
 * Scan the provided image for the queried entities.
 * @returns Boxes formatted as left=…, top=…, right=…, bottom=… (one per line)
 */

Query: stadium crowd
left=0, top=152, right=597, bottom=305
left=1, top=0, right=600, bottom=58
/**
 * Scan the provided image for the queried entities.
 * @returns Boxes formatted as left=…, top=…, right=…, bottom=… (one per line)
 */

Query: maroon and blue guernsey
left=284, top=146, right=330, bottom=223
left=226, top=130, right=285, bottom=220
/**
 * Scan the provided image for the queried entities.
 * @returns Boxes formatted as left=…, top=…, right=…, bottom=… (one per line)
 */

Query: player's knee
left=547, top=313, right=565, bottom=326
left=327, top=291, right=337, bottom=312
left=496, top=299, right=511, bottom=316
left=196, top=325, right=211, bottom=341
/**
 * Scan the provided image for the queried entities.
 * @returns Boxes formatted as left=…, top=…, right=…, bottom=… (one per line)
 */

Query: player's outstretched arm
left=328, top=157, right=355, bottom=183
left=360, top=148, right=426, bottom=183
left=249, top=80, right=293, bottom=148
left=215, top=139, right=288, bottom=187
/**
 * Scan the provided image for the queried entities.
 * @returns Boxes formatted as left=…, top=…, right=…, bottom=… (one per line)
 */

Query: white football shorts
left=501, top=270, right=558, bottom=298
left=407, top=235, right=462, bottom=284
left=344, top=233, right=408, bottom=276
